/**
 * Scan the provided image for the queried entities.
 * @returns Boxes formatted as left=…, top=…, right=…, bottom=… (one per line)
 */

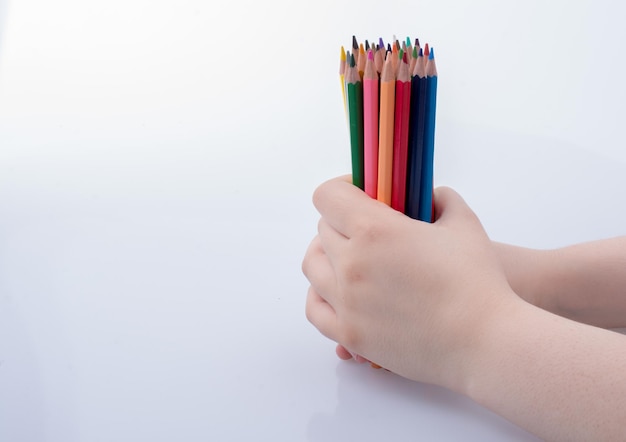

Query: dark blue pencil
left=405, top=48, right=427, bottom=220
left=418, top=47, right=438, bottom=222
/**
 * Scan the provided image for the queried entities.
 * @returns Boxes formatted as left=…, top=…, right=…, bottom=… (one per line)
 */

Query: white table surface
left=2, top=1, right=626, bottom=440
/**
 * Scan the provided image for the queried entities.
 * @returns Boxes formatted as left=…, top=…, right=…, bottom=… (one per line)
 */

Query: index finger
left=311, top=175, right=392, bottom=238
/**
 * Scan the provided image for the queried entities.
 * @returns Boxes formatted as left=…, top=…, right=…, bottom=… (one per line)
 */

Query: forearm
left=459, top=298, right=626, bottom=441
left=495, top=238, right=626, bottom=328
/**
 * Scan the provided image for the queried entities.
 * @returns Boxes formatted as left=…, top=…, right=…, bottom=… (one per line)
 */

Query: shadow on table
left=306, top=360, right=540, bottom=442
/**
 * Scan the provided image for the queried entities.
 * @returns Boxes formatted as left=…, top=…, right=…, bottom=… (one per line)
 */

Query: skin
left=302, top=175, right=626, bottom=441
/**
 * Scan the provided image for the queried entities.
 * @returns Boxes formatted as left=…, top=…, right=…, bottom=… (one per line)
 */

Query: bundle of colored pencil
left=340, top=35, right=438, bottom=222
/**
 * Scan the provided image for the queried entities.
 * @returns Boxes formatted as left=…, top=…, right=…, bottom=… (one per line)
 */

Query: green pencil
left=346, top=53, right=364, bottom=189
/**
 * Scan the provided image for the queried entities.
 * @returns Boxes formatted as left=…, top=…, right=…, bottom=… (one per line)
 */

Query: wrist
left=454, top=295, right=539, bottom=399
left=441, top=287, right=525, bottom=395
left=493, top=243, right=560, bottom=313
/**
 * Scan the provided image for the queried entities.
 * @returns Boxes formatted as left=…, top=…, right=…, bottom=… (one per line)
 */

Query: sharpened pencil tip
left=379, top=37, right=384, bottom=49
left=368, top=49, right=374, bottom=61
left=352, top=35, right=359, bottom=50
left=429, top=48, right=434, bottom=59
left=350, top=53, right=356, bottom=68
left=340, top=46, right=346, bottom=61
left=424, top=43, right=429, bottom=57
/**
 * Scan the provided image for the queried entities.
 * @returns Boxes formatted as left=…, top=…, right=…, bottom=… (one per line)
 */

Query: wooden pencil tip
left=352, top=35, right=359, bottom=50
left=379, top=37, right=385, bottom=48
left=350, top=53, right=356, bottom=67
left=368, top=49, right=374, bottom=61
left=424, top=43, right=430, bottom=56
left=429, top=48, right=435, bottom=59
left=341, top=46, right=346, bottom=60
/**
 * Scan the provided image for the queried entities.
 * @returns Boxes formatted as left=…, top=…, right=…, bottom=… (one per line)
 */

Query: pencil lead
left=365, top=40, right=370, bottom=51
left=340, top=46, right=346, bottom=61
left=412, top=46, right=418, bottom=58
left=350, top=52, right=356, bottom=68
left=403, top=51, right=408, bottom=63
left=368, top=49, right=374, bottom=61
left=406, top=36, right=411, bottom=48
left=415, top=38, right=420, bottom=48
left=387, top=43, right=392, bottom=52
left=398, top=48, right=404, bottom=60
left=395, top=39, right=401, bottom=50
left=429, top=47, right=435, bottom=60
left=424, top=43, right=430, bottom=57
left=419, top=48, right=423, bottom=57
left=379, top=37, right=385, bottom=49
left=352, top=35, right=359, bottom=51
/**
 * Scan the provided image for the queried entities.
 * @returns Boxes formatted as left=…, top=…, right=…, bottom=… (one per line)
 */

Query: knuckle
left=338, top=322, right=361, bottom=350
left=353, top=217, right=386, bottom=243
left=338, top=258, right=365, bottom=286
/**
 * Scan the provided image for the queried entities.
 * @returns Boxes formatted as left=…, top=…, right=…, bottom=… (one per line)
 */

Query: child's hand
left=302, top=175, right=520, bottom=390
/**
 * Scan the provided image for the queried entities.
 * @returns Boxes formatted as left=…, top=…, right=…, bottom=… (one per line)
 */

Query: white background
left=1, top=1, right=625, bottom=441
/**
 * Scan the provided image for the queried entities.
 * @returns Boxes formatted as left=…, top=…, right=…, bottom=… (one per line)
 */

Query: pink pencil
left=391, top=53, right=411, bottom=212
left=363, top=50, right=379, bottom=199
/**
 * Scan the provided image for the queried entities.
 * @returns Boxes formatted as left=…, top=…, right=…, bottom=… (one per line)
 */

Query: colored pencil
left=406, top=48, right=427, bottom=220
left=346, top=53, right=364, bottom=190
left=352, top=35, right=360, bottom=64
left=363, top=50, right=379, bottom=199
left=339, top=46, right=347, bottom=122
left=357, top=43, right=366, bottom=78
left=338, top=35, right=438, bottom=221
left=418, top=48, right=438, bottom=222
left=391, top=53, right=411, bottom=212
left=377, top=52, right=395, bottom=205
left=374, top=44, right=384, bottom=75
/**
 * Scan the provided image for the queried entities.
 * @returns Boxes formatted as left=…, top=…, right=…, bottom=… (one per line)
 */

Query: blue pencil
left=418, top=48, right=438, bottom=222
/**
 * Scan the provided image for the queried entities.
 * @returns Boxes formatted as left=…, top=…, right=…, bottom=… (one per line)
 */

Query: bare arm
left=462, top=298, right=626, bottom=441
left=495, top=239, right=626, bottom=328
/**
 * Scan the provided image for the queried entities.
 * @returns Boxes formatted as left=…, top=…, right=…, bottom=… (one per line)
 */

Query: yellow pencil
left=339, top=46, right=347, bottom=122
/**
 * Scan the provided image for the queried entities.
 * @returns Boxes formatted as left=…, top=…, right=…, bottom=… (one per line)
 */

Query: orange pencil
left=377, top=52, right=395, bottom=205
left=357, top=43, right=366, bottom=78
left=391, top=54, right=411, bottom=212
left=363, top=50, right=379, bottom=199
left=391, top=42, right=399, bottom=76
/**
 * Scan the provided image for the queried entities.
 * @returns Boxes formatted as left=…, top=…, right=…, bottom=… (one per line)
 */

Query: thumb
left=432, top=187, right=479, bottom=226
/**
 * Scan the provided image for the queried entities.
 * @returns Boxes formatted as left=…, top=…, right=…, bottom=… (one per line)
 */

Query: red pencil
left=391, top=53, right=411, bottom=212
